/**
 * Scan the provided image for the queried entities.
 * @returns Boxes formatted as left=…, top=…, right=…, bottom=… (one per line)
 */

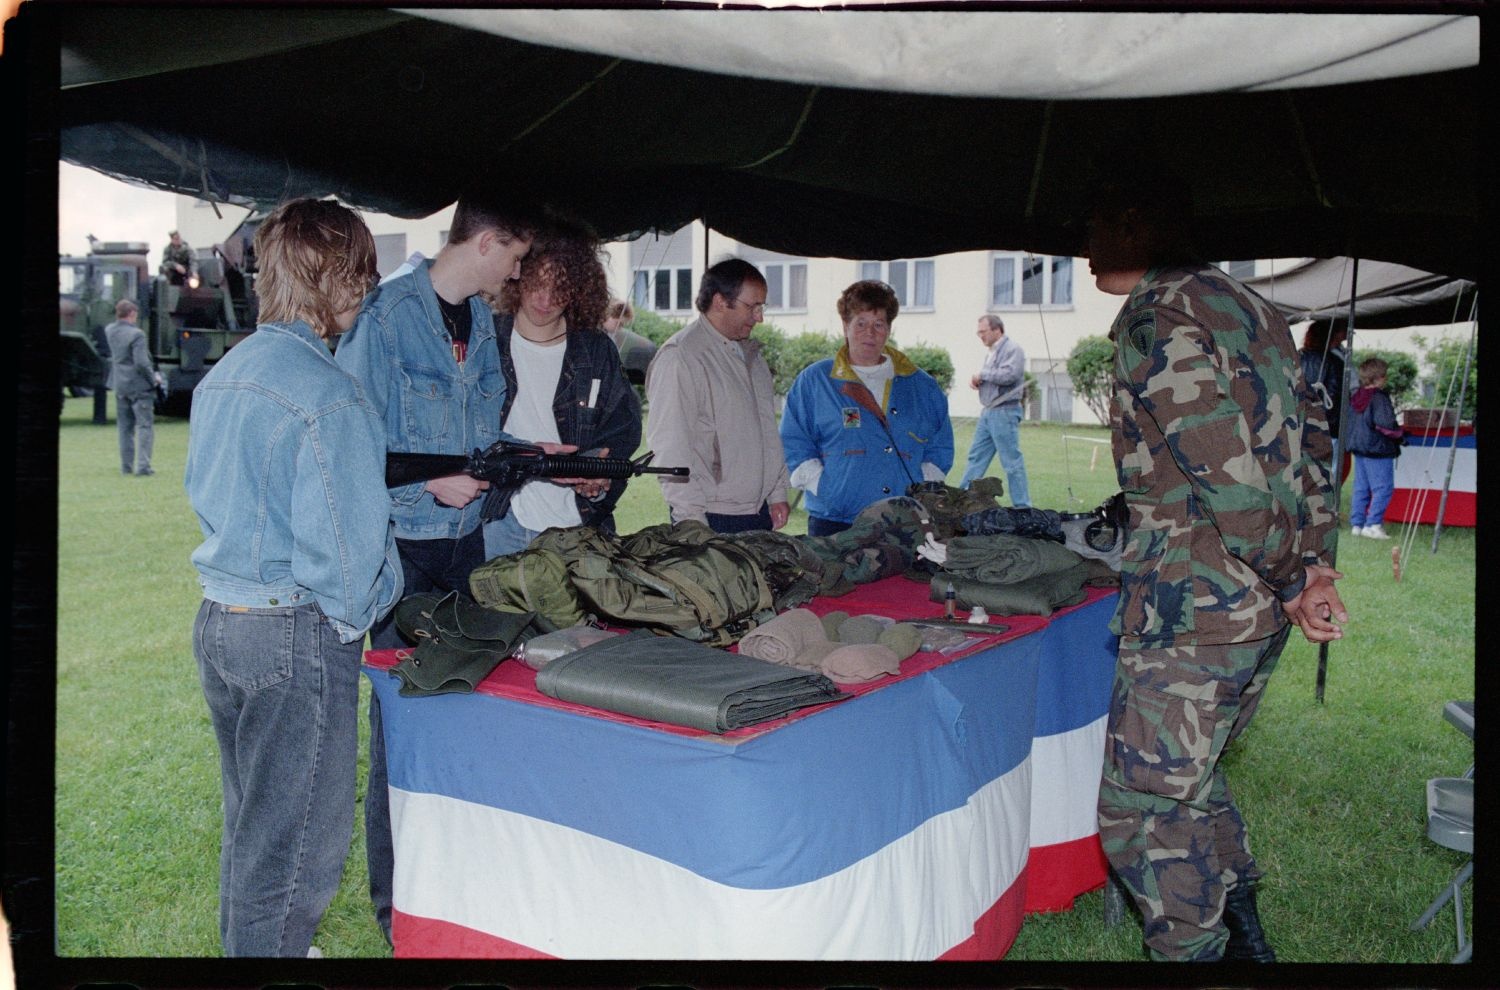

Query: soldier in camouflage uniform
left=160, top=229, right=196, bottom=285
left=1086, top=175, right=1349, bottom=962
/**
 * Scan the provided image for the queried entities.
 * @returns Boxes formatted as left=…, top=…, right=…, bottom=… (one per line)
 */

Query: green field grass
left=53, top=398, right=1474, bottom=961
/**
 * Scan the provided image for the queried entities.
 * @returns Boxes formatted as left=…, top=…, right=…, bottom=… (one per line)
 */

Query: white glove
left=915, top=533, right=948, bottom=566
left=788, top=459, right=823, bottom=496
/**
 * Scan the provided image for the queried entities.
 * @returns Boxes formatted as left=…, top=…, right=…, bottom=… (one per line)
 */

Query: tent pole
left=1317, top=257, right=1358, bottom=705
left=1430, top=320, right=1477, bottom=552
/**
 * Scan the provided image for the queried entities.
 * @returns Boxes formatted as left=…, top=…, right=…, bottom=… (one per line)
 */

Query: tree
left=1415, top=333, right=1477, bottom=422
left=1066, top=335, right=1115, bottom=425
left=1351, top=348, right=1419, bottom=409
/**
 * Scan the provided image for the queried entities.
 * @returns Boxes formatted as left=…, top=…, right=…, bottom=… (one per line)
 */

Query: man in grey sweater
left=959, top=314, right=1031, bottom=505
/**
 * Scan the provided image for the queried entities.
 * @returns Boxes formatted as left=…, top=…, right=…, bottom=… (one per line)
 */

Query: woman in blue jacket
left=780, top=280, right=954, bottom=535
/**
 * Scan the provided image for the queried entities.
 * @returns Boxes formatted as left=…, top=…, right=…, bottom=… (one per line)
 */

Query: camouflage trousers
left=1097, top=625, right=1291, bottom=961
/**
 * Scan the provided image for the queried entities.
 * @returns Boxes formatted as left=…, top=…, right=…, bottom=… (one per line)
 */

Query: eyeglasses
left=730, top=297, right=767, bottom=316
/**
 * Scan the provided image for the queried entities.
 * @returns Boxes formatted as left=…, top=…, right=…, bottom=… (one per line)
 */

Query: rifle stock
left=386, top=440, right=688, bottom=491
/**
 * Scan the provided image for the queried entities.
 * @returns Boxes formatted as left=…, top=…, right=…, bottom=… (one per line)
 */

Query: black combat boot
left=1222, top=883, right=1277, bottom=962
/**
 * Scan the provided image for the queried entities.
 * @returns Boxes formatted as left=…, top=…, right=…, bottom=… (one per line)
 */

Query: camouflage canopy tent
left=30, top=6, right=1482, bottom=279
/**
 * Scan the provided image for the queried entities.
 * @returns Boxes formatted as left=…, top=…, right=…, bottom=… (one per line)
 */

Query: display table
left=1388, top=425, right=1476, bottom=526
left=363, top=577, right=1119, bottom=960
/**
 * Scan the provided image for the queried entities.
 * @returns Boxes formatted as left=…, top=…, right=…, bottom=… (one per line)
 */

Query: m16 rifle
left=385, top=439, right=688, bottom=491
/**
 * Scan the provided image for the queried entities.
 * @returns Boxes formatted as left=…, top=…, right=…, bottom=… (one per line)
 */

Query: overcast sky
left=57, top=162, right=185, bottom=260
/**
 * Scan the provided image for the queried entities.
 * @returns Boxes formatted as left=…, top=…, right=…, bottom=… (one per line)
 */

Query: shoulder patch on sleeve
left=1126, top=313, right=1156, bottom=358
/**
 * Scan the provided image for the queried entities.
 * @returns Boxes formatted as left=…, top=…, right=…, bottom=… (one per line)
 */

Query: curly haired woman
left=479, top=225, right=643, bottom=558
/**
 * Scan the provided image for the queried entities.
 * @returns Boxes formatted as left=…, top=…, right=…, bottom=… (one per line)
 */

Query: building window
left=633, top=267, right=694, bottom=313
left=991, top=253, right=1073, bottom=309
left=762, top=261, right=808, bottom=311
left=858, top=259, right=935, bottom=308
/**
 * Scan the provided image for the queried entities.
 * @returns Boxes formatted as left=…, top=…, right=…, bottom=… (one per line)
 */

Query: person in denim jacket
left=334, top=192, right=575, bottom=945
left=480, top=229, right=642, bottom=558
left=185, top=199, right=401, bottom=957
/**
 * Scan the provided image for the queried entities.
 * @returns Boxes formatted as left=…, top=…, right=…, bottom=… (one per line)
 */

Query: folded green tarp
left=535, top=630, right=849, bottom=733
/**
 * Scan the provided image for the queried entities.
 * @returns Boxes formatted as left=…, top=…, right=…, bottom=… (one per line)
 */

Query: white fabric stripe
left=1028, top=716, right=1107, bottom=848
left=390, top=757, right=1033, bottom=960
left=1394, top=446, right=1475, bottom=493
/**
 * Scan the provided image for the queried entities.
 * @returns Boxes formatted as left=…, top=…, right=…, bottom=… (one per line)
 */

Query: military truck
left=58, top=227, right=260, bottom=418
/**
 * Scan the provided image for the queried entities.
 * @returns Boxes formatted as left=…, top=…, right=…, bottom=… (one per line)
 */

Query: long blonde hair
left=254, top=198, right=377, bottom=337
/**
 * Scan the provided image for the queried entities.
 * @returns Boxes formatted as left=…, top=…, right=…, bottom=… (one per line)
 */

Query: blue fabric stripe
left=371, top=601, right=1113, bottom=889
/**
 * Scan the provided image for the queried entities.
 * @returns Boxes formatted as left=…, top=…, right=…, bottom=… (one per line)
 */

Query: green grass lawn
left=53, top=399, right=1474, bottom=961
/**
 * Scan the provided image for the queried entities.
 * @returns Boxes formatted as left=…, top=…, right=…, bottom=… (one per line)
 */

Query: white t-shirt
left=503, top=333, right=581, bottom=531
left=851, top=357, right=896, bottom=407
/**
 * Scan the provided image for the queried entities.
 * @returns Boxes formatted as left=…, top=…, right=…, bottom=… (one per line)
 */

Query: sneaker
left=306, top=946, right=323, bottom=958
left=1362, top=524, right=1390, bottom=539
left=136, top=468, right=155, bottom=476
left=1348, top=525, right=1364, bottom=537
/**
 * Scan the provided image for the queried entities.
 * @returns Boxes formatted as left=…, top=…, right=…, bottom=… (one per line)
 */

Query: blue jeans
left=960, top=402, right=1030, bottom=506
left=1350, top=455, right=1396, bottom=527
left=365, top=528, right=485, bottom=943
left=194, top=599, right=360, bottom=956
left=482, top=510, right=542, bottom=560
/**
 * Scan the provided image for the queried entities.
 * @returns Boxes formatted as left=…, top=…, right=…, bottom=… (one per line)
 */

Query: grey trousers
left=117, top=392, right=155, bottom=473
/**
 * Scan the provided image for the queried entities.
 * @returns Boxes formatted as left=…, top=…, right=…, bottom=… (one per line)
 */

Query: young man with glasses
left=645, top=258, right=790, bottom=533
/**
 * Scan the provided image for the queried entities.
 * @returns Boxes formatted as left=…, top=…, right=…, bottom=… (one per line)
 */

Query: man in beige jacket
left=645, top=258, right=790, bottom=532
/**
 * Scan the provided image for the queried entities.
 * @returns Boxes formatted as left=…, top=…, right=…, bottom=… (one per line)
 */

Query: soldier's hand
left=426, top=474, right=489, bottom=508
left=1283, top=564, right=1349, bottom=643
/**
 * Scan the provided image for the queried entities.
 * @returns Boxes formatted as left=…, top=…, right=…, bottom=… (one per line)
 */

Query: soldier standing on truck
left=160, top=230, right=196, bottom=286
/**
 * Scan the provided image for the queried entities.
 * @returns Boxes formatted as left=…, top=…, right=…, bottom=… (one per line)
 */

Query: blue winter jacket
left=1346, top=386, right=1404, bottom=459
left=780, top=344, right=954, bottom=524
left=335, top=260, right=511, bottom=540
left=185, top=320, right=403, bottom=643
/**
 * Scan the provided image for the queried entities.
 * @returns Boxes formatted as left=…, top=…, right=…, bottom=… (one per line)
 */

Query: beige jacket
left=644, top=314, right=789, bottom=521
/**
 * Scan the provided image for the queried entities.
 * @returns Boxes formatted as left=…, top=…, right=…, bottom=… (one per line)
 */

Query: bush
left=767, top=330, right=840, bottom=395
left=1415, top=333, right=1477, bottom=422
left=1351, top=348, right=1419, bottom=409
left=1066, top=335, right=1114, bottom=425
left=628, top=309, right=684, bottom=347
left=902, top=343, right=955, bottom=393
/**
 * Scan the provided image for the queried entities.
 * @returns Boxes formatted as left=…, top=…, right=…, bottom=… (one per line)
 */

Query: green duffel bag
left=469, top=547, right=586, bottom=632
left=569, top=522, right=778, bottom=648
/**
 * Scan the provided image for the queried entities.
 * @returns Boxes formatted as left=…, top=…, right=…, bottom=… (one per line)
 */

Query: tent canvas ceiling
left=1243, top=257, right=1478, bottom=331
left=36, top=5, right=1483, bottom=277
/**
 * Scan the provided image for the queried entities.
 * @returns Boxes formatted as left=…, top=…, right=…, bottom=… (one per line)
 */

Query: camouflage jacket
left=160, top=241, right=195, bottom=277
left=1108, top=264, right=1337, bottom=646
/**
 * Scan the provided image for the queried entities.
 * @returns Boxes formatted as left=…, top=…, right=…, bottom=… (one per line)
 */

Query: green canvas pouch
left=387, top=592, right=538, bottom=697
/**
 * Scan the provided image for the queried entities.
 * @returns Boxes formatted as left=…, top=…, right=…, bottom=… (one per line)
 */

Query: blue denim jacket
left=185, top=320, right=403, bottom=643
left=335, top=260, right=509, bottom=539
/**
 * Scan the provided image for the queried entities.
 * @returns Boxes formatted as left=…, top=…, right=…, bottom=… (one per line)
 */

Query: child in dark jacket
left=1346, top=357, right=1404, bottom=539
